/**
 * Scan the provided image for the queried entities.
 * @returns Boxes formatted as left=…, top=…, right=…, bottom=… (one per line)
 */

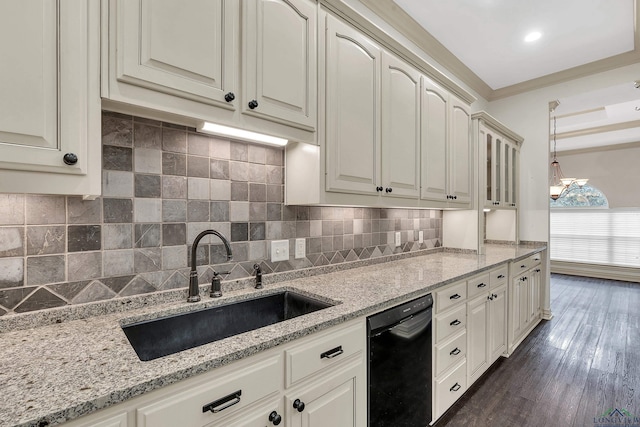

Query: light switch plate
left=270, top=240, right=289, bottom=262
left=295, top=238, right=306, bottom=259
left=395, top=232, right=401, bottom=247
left=419, top=231, right=424, bottom=244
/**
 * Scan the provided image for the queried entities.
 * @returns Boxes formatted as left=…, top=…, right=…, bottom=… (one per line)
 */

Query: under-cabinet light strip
left=197, top=121, right=288, bottom=146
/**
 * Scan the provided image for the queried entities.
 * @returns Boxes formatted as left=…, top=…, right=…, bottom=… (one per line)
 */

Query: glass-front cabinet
left=474, top=112, right=524, bottom=209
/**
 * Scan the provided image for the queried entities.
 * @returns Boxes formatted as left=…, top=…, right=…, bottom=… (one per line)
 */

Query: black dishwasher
left=367, top=294, right=433, bottom=427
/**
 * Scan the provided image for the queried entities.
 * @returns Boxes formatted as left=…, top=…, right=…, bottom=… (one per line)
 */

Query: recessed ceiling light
left=524, top=31, right=542, bottom=43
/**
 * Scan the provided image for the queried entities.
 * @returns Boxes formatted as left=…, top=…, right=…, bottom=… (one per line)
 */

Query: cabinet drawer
left=434, top=359, right=467, bottom=420
left=435, top=281, right=467, bottom=313
left=435, top=304, right=466, bottom=342
left=513, top=258, right=531, bottom=274
left=286, top=321, right=364, bottom=387
left=490, top=266, right=508, bottom=287
left=136, top=354, right=281, bottom=427
left=467, top=273, right=490, bottom=299
left=434, top=330, right=466, bottom=377
left=528, top=253, right=542, bottom=267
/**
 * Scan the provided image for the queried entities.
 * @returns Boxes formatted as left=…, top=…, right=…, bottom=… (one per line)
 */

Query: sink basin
left=122, top=291, right=333, bottom=361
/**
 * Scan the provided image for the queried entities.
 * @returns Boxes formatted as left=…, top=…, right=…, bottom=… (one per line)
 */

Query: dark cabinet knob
left=488, top=295, right=494, bottom=301
left=248, top=100, right=259, bottom=109
left=293, top=399, right=305, bottom=412
left=269, top=411, right=282, bottom=425
left=63, top=153, right=78, bottom=165
left=376, top=186, right=383, bottom=192
left=493, top=293, right=498, bottom=299
left=453, top=195, right=457, bottom=200
left=385, top=187, right=392, bottom=193
left=224, top=92, right=235, bottom=102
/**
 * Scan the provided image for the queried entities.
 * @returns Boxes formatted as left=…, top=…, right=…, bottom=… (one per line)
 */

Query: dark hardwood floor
left=434, top=274, right=640, bottom=427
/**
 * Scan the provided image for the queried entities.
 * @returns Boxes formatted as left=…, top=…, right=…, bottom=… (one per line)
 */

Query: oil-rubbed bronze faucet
left=188, top=230, right=232, bottom=302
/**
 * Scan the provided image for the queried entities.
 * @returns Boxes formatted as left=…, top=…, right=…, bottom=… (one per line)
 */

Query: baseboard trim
left=551, top=260, right=640, bottom=283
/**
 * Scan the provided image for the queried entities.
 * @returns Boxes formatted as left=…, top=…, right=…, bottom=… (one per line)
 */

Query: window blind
left=550, top=209, right=640, bottom=267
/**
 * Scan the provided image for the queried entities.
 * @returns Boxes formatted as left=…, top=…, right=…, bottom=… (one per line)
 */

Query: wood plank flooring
left=434, top=274, right=640, bottom=427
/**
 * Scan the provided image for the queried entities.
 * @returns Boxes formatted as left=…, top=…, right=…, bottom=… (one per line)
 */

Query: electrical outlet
left=419, top=231, right=424, bottom=244
left=270, top=240, right=289, bottom=262
left=395, top=231, right=401, bottom=247
left=295, top=238, right=306, bottom=259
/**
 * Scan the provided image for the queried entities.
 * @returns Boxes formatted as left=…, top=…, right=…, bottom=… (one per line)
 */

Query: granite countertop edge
left=0, top=243, right=546, bottom=427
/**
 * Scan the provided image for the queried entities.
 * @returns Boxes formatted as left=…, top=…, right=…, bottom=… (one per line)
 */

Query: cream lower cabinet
left=102, top=0, right=316, bottom=143
left=466, top=267, right=508, bottom=384
left=508, top=254, right=543, bottom=354
left=0, top=0, right=101, bottom=196
left=433, top=280, right=468, bottom=420
left=64, top=319, right=365, bottom=427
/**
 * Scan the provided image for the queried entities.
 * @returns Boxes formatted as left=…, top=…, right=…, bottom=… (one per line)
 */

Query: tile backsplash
left=0, top=112, right=442, bottom=315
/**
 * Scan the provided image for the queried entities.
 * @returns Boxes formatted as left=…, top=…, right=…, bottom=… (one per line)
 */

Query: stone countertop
left=0, top=244, right=545, bottom=427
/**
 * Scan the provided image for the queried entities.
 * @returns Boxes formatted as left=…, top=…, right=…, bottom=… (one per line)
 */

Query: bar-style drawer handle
left=450, top=383, right=461, bottom=392
left=450, top=319, right=461, bottom=326
left=320, top=345, right=344, bottom=359
left=497, top=274, right=505, bottom=279
left=450, top=347, right=461, bottom=356
left=203, top=390, right=242, bottom=413
left=477, top=283, right=487, bottom=288
left=450, top=294, right=461, bottom=300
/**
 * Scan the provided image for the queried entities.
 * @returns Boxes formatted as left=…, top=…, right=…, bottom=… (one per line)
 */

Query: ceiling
left=392, top=0, right=635, bottom=90
left=359, top=0, right=640, bottom=151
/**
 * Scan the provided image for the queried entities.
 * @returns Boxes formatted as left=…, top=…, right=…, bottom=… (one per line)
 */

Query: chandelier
left=549, top=107, right=588, bottom=200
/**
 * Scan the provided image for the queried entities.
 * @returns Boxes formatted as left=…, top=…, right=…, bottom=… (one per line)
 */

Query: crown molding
left=555, top=119, right=640, bottom=139
left=471, top=111, right=524, bottom=143
left=557, top=140, right=640, bottom=156
left=356, top=0, right=640, bottom=102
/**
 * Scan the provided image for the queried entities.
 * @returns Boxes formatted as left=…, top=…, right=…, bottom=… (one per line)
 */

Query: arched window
left=550, top=183, right=609, bottom=208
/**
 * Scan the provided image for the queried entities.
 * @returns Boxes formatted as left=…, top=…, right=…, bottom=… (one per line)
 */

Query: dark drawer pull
left=477, top=283, right=487, bottom=288
left=450, top=347, right=461, bottom=356
left=520, top=264, right=527, bottom=268
left=534, top=258, right=540, bottom=261
left=497, top=274, right=505, bottom=279
left=450, top=319, right=461, bottom=326
left=450, top=293, right=461, bottom=300
left=535, top=269, right=541, bottom=273
left=320, top=345, right=344, bottom=359
left=203, top=390, right=241, bottom=414
left=450, top=383, right=461, bottom=392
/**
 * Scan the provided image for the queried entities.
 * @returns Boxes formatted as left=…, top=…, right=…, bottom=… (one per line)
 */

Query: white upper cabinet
left=474, top=112, right=523, bottom=209
left=0, top=0, right=101, bottom=196
left=381, top=52, right=421, bottom=199
left=114, top=0, right=236, bottom=108
left=324, top=14, right=381, bottom=196
left=243, top=0, right=317, bottom=130
left=103, top=0, right=316, bottom=143
left=421, top=77, right=472, bottom=207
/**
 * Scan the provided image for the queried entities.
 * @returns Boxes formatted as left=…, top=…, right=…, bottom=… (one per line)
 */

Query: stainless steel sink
left=122, top=291, right=333, bottom=361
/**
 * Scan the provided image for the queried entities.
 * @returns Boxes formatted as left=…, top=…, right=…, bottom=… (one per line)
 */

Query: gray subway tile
left=187, top=201, right=210, bottom=222
left=103, top=170, right=134, bottom=198
left=67, top=225, right=101, bottom=252
left=26, top=255, right=65, bottom=286
left=162, top=127, right=187, bottom=153
left=267, top=203, right=282, bottom=221
left=162, top=245, right=187, bottom=270
left=163, top=200, right=187, bottom=222
left=266, top=184, right=283, bottom=203
left=103, top=224, right=133, bottom=250
left=187, top=133, right=211, bottom=156
left=0, top=194, right=24, bottom=225
left=67, top=251, right=102, bottom=282
left=188, top=155, right=211, bottom=178
left=103, top=145, right=133, bottom=171
left=25, top=195, right=65, bottom=225
left=162, top=223, right=186, bottom=246
left=134, top=248, right=162, bottom=273
left=26, top=226, right=65, bottom=255
left=210, top=179, right=231, bottom=201
left=0, top=258, right=24, bottom=288
left=134, top=174, right=161, bottom=198
left=162, top=152, right=187, bottom=176
left=248, top=145, right=266, bottom=164
left=265, top=147, right=283, bottom=166
left=67, top=197, right=102, bottom=224
left=249, top=202, right=266, bottom=221
left=250, top=223, right=265, bottom=241
left=231, top=223, right=249, bottom=242
left=102, top=113, right=133, bottom=147
left=230, top=141, right=248, bottom=161
left=103, top=198, right=133, bottom=223
left=210, top=159, right=230, bottom=180
left=229, top=161, right=248, bottom=181
left=135, top=224, right=161, bottom=248
left=0, top=227, right=24, bottom=257
left=249, top=163, right=266, bottom=183
left=249, top=183, right=266, bottom=202
left=211, top=201, right=230, bottom=222
left=134, top=148, right=162, bottom=174
left=210, top=137, right=230, bottom=159
left=103, top=250, right=135, bottom=276
left=162, top=176, right=188, bottom=199
left=134, top=198, right=162, bottom=223
left=134, top=122, right=162, bottom=149
left=187, top=177, right=210, bottom=200
left=231, top=182, right=249, bottom=201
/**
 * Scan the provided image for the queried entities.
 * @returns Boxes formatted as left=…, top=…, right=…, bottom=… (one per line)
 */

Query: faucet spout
left=188, top=229, right=233, bottom=302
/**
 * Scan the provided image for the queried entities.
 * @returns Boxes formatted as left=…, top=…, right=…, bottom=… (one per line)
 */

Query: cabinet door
left=243, top=0, right=317, bottom=130
left=510, top=275, right=523, bottom=341
left=448, top=97, right=472, bottom=205
left=529, top=268, right=541, bottom=320
left=286, top=364, right=360, bottom=427
left=325, top=15, right=381, bottom=195
left=489, top=284, right=507, bottom=362
left=213, top=397, right=283, bottom=427
left=115, top=0, right=236, bottom=107
left=482, top=126, right=494, bottom=207
left=421, top=77, right=448, bottom=202
left=0, top=0, right=99, bottom=183
left=380, top=52, right=420, bottom=199
left=467, top=294, right=489, bottom=382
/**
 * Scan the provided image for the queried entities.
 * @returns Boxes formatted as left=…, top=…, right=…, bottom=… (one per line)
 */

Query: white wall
left=486, top=63, right=640, bottom=242
left=556, top=143, right=640, bottom=208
